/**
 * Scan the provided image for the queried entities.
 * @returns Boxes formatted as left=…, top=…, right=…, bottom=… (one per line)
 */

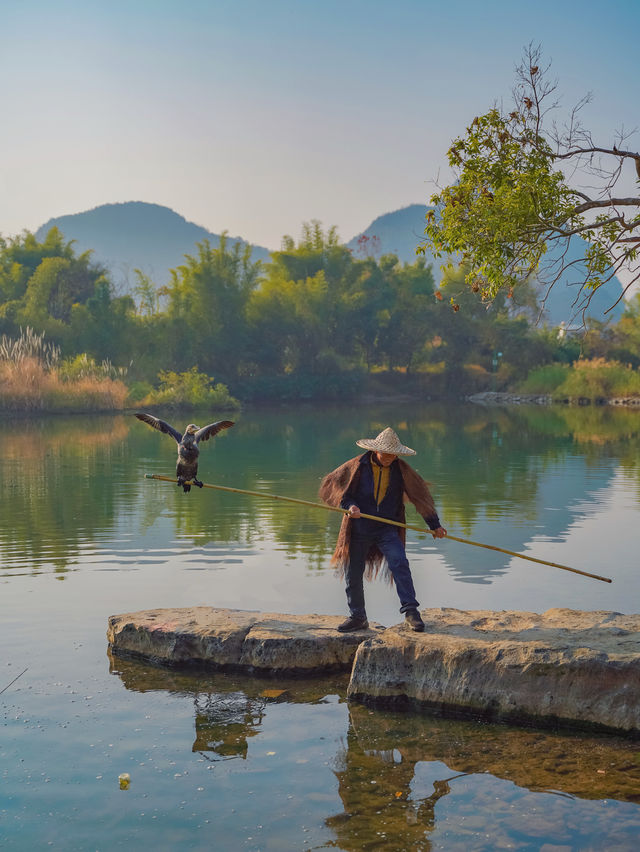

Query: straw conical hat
left=356, top=427, right=416, bottom=456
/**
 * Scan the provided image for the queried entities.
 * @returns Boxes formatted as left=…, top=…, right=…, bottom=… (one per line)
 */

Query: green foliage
left=4, top=211, right=640, bottom=408
left=425, top=107, right=572, bottom=300
left=421, top=46, right=640, bottom=311
left=247, top=222, right=355, bottom=375
left=609, top=293, right=640, bottom=367
left=165, top=234, right=262, bottom=378
left=375, top=256, right=437, bottom=371
left=141, top=366, right=240, bottom=410
left=554, top=358, right=640, bottom=401
left=518, top=364, right=570, bottom=394
left=0, top=228, right=137, bottom=362
left=520, top=358, right=640, bottom=400
left=247, top=224, right=440, bottom=377
left=57, top=353, right=127, bottom=382
left=126, top=380, right=154, bottom=405
left=133, top=269, right=161, bottom=316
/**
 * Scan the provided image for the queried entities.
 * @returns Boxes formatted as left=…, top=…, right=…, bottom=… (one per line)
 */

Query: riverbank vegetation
left=0, top=327, right=128, bottom=412
left=519, top=358, right=640, bottom=401
left=1, top=224, right=639, bottom=412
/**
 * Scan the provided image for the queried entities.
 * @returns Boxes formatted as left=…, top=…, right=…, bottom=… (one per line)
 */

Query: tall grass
left=0, top=328, right=129, bottom=413
left=0, top=326, right=60, bottom=369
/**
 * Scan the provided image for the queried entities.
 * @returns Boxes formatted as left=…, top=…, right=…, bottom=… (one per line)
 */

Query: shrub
left=555, top=358, right=640, bottom=401
left=141, top=367, right=240, bottom=410
left=518, top=364, right=570, bottom=394
left=58, top=353, right=128, bottom=382
left=126, top=381, right=154, bottom=405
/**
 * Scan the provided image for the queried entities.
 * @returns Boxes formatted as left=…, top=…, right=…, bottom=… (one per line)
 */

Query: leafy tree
left=275, top=220, right=352, bottom=287
left=340, top=257, right=392, bottom=370
left=431, top=264, right=555, bottom=385
left=0, top=228, right=121, bottom=353
left=133, top=269, right=161, bottom=316
left=421, top=44, right=640, bottom=320
left=165, top=234, right=262, bottom=379
left=380, top=256, right=437, bottom=371
left=247, top=223, right=356, bottom=374
left=69, top=281, right=136, bottom=362
left=0, top=228, right=76, bottom=305
left=246, top=271, right=331, bottom=373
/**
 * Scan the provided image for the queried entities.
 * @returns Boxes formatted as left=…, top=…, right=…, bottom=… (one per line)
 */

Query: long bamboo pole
left=145, top=474, right=612, bottom=584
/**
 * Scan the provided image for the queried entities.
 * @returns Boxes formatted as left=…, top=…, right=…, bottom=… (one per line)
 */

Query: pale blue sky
left=2, top=0, right=638, bottom=249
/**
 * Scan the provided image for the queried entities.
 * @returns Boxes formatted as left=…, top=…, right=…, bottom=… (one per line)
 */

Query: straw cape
left=355, top=427, right=416, bottom=456
left=319, top=452, right=437, bottom=582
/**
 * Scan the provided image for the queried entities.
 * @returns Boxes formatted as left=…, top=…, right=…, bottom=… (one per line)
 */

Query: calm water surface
left=1, top=402, right=639, bottom=850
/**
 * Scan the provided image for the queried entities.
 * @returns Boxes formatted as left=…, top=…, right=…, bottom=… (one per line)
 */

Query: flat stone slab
left=347, top=607, right=640, bottom=735
left=107, top=607, right=383, bottom=674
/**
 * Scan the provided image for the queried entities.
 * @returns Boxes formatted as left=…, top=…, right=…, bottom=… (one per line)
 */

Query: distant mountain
left=347, top=204, right=433, bottom=267
left=36, top=202, right=271, bottom=295
left=35, top=200, right=626, bottom=325
left=348, top=204, right=625, bottom=325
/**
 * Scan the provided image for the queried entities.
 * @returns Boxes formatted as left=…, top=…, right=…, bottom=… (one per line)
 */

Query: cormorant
left=135, top=413, right=234, bottom=491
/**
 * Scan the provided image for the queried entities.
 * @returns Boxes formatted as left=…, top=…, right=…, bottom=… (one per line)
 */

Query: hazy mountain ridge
left=348, top=204, right=624, bottom=325
left=35, top=200, right=624, bottom=324
left=35, top=202, right=271, bottom=294
left=346, top=204, right=434, bottom=267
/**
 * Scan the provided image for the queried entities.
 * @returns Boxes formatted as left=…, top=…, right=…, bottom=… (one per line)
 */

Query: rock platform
left=107, top=607, right=383, bottom=674
left=349, top=608, right=640, bottom=735
left=107, top=606, right=640, bottom=735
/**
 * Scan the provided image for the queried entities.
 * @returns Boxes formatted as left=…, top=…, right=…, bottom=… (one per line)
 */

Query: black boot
left=337, top=615, right=369, bottom=633
left=404, top=609, right=424, bottom=632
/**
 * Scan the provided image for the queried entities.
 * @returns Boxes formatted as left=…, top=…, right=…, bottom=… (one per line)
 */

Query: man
left=319, top=427, right=446, bottom=633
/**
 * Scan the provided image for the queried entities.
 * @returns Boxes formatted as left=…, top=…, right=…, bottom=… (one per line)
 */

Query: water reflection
left=1, top=415, right=132, bottom=575
left=109, top=654, right=640, bottom=851
left=327, top=704, right=640, bottom=851
left=193, top=691, right=266, bottom=760
left=109, top=651, right=347, bottom=760
left=1, top=403, right=638, bottom=585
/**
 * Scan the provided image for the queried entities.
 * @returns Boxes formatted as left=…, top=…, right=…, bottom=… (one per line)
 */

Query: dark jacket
left=319, top=452, right=441, bottom=579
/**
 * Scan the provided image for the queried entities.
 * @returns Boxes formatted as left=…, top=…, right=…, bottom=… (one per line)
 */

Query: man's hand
left=432, top=526, right=447, bottom=539
left=346, top=505, right=361, bottom=518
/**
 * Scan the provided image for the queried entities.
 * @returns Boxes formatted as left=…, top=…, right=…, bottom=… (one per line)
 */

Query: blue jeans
left=345, top=522, right=419, bottom=619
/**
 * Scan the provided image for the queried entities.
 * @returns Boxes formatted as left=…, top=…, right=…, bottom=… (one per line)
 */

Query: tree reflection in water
left=326, top=711, right=470, bottom=851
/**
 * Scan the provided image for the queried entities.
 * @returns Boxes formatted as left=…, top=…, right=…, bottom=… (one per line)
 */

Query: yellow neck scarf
left=371, top=459, right=390, bottom=507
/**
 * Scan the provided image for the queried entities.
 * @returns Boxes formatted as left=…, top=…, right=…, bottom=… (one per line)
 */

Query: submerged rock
left=107, top=606, right=382, bottom=674
left=347, top=607, right=640, bottom=735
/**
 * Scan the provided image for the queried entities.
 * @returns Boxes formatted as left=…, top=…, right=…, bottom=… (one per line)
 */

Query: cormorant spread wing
left=135, top=413, right=183, bottom=443
left=195, top=420, right=235, bottom=443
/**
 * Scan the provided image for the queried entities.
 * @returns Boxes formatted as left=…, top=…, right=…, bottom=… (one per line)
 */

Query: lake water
left=1, top=402, right=639, bottom=850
